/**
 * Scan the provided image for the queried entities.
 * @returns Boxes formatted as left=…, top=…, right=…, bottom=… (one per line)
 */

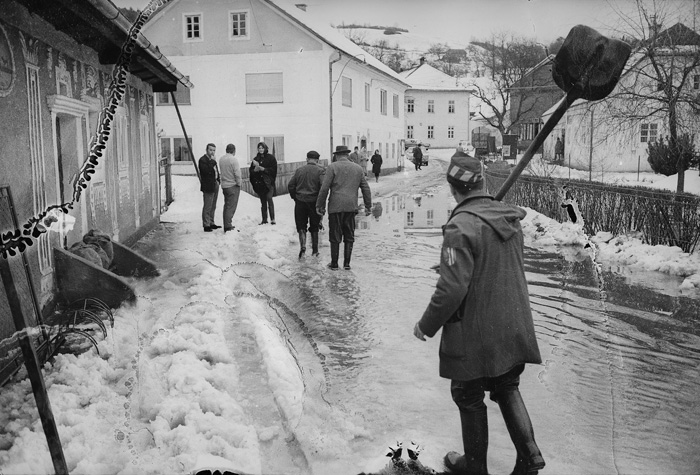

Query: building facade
left=399, top=61, right=472, bottom=149
left=143, top=0, right=409, bottom=178
left=0, top=0, right=189, bottom=312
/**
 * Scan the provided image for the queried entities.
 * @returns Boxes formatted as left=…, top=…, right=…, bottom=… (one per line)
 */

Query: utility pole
left=589, top=109, right=594, bottom=181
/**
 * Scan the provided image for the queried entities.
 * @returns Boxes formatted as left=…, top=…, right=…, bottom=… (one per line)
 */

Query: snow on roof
left=398, top=62, right=474, bottom=91
left=263, top=0, right=410, bottom=87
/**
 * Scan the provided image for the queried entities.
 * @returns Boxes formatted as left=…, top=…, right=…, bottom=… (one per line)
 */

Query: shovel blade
left=553, top=25, right=632, bottom=101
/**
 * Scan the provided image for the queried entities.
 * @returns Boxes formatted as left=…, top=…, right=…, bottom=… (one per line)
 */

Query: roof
left=262, top=0, right=410, bottom=87
left=648, top=23, right=700, bottom=48
left=398, top=62, right=475, bottom=92
left=509, top=54, right=556, bottom=90
left=14, top=0, right=192, bottom=91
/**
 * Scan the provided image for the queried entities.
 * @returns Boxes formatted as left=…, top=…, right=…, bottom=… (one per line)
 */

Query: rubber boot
left=260, top=204, right=268, bottom=225
left=311, top=231, right=320, bottom=256
left=343, top=242, right=353, bottom=270
left=298, top=231, right=307, bottom=259
left=444, top=407, right=489, bottom=474
left=327, top=242, right=340, bottom=270
left=496, top=390, right=545, bottom=475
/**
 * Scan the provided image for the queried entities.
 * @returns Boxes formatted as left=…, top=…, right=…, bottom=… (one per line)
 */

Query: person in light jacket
left=219, top=143, right=242, bottom=232
left=413, top=150, right=545, bottom=475
left=316, top=145, right=371, bottom=270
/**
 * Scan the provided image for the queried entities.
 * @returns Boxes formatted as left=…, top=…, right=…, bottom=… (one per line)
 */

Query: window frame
left=407, top=97, right=414, bottom=113
left=380, top=89, right=387, bottom=115
left=428, top=100, right=434, bottom=113
left=245, top=72, right=283, bottom=104
left=183, top=13, right=203, bottom=42
left=448, top=100, right=455, bottom=113
left=448, top=126, right=454, bottom=139
left=229, top=10, right=250, bottom=41
left=342, top=76, right=352, bottom=107
left=427, top=125, right=434, bottom=139
left=392, top=94, right=399, bottom=118
left=407, top=125, right=413, bottom=139
left=640, top=123, right=658, bottom=143
left=364, top=82, right=370, bottom=111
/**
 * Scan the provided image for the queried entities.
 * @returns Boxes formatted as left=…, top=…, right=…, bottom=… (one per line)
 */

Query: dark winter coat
left=413, top=146, right=423, bottom=163
left=418, top=192, right=542, bottom=381
left=288, top=162, right=325, bottom=203
left=371, top=154, right=383, bottom=174
left=249, top=153, right=277, bottom=196
left=199, top=154, right=219, bottom=193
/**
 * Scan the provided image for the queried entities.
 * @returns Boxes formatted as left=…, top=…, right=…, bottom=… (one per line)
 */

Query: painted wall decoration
left=0, top=23, right=15, bottom=97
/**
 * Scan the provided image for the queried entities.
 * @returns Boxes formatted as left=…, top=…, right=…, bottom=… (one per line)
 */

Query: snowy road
left=1, top=152, right=699, bottom=474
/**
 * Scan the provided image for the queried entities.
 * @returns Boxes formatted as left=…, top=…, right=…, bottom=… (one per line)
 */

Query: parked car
left=404, top=140, right=430, bottom=166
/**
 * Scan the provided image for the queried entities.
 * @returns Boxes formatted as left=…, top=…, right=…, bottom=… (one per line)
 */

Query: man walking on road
left=219, top=143, right=242, bottom=232
left=199, top=143, right=220, bottom=232
left=288, top=150, right=326, bottom=259
left=349, top=146, right=360, bottom=165
left=413, top=150, right=545, bottom=475
left=316, top=145, right=371, bottom=270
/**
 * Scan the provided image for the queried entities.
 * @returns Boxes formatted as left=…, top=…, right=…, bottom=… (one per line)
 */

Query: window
left=407, top=125, right=413, bottom=139
left=407, top=98, right=414, bottom=113
left=428, top=100, right=434, bottom=113
left=428, top=125, right=434, bottom=139
left=640, top=123, right=658, bottom=143
left=448, top=126, right=454, bottom=139
left=407, top=211, right=414, bottom=227
left=161, top=137, right=192, bottom=162
left=249, top=135, right=285, bottom=163
left=229, top=11, right=249, bottom=39
left=694, top=75, right=699, bottom=89
left=448, top=100, right=455, bottom=113
left=380, top=89, right=387, bottom=115
left=393, top=94, right=399, bottom=118
left=427, top=210, right=434, bottom=226
left=342, top=76, right=352, bottom=107
left=364, top=82, right=370, bottom=111
left=156, top=81, right=191, bottom=105
left=184, top=14, right=202, bottom=41
left=246, top=72, right=283, bottom=103
left=519, top=122, right=541, bottom=140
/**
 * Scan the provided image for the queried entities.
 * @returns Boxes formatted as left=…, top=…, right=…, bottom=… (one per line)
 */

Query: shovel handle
left=495, top=88, right=582, bottom=201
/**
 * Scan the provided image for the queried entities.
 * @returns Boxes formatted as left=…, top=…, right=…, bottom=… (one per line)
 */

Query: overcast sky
left=113, top=0, right=697, bottom=44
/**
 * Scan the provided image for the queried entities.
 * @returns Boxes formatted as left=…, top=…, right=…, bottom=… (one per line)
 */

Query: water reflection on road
left=234, top=184, right=700, bottom=473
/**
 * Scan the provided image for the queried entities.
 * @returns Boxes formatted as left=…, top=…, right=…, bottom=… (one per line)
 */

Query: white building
left=142, top=0, right=409, bottom=177
left=398, top=60, right=473, bottom=149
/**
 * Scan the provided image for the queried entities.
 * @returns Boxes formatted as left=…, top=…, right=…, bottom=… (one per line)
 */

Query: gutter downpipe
left=329, top=50, right=342, bottom=160
left=170, top=92, right=201, bottom=182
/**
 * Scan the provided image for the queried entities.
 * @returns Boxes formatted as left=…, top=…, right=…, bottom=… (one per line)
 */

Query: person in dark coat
left=413, top=145, right=423, bottom=170
left=554, top=137, right=564, bottom=163
left=198, top=143, right=220, bottom=232
left=250, top=142, right=278, bottom=225
left=370, top=149, right=383, bottom=183
left=316, top=145, right=371, bottom=270
left=288, top=150, right=326, bottom=259
left=414, top=150, right=545, bottom=475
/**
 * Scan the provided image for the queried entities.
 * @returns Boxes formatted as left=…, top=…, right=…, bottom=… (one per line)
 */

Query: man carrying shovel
left=413, top=25, right=632, bottom=475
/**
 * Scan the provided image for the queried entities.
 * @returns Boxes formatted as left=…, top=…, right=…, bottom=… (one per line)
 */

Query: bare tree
left=598, top=0, right=700, bottom=192
left=464, top=32, right=547, bottom=136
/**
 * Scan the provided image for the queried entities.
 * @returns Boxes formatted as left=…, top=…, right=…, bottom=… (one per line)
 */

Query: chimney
left=419, top=56, right=426, bottom=66
left=295, top=3, right=307, bottom=11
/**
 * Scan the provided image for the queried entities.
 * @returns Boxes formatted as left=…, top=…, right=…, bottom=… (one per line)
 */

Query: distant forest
left=335, top=23, right=408, bottom=35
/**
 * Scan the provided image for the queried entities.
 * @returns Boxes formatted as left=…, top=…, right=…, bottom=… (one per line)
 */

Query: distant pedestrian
left=413, top=150, right=545, bottom=475
left=349, top=146, right=360, bottom=165
left=370, top=149, right=383, bottom=183
left=199, top=143, right=220, bottom=232
left=554, top=137, right=564, bottom=163
left=359, top=147, right=369, bottom=176
left=288, top=150, right=326, bottom=259
left=316, top=145, right=372, bottom=270
left=250, top=142, right=278, bottom=225
left=219, top=143, right=242, bottom=233
left=413, top=145, right=423, bottom=171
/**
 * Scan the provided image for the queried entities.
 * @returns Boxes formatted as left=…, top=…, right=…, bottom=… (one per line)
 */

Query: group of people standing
left=198, top=141, right=377, bottom=270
